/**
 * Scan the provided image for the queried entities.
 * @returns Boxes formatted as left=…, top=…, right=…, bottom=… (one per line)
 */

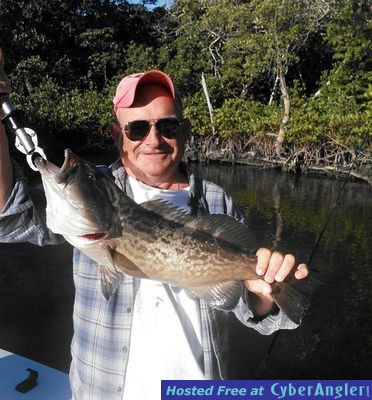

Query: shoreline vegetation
left=1, top=0, right=370, bottom=184
left=184, top=134, right=372, bottom=185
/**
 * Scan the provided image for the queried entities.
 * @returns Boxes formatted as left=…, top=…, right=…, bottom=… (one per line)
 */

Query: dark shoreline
left=183, top=135, right=372, bottom=185
left=82, top=135, right=372, bottom=184
left=9, top=132, right=372, bottom=185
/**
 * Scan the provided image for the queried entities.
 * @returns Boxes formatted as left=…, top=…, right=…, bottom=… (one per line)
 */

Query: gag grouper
left=35, top=149, right=317, bottom=322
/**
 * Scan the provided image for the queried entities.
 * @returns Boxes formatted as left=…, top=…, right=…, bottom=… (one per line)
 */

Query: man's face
left=116, top=84, right=187, bottom=187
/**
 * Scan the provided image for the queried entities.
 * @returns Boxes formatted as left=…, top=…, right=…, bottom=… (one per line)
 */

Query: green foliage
left=123, top=43, right=158, bottom=74
left=286, top=77, right=371, bottom=146
left=283, top=0, right=372, bottom=148
left=183, top=92, right=213, bottom=136
left=213, top=99, right=281, bottom=138
left=58, top=89, right=112, bottom=135
left=11, top=77, right=61, bottom=124
left=11, top=77, right=112, bottom=145
left=77, top=27, right=122, bottom=89
left=1, top=0, right=370, bottom=154
left=184, top=95, right=282, bottom=138
left=11, top=56, right=48, bottom=95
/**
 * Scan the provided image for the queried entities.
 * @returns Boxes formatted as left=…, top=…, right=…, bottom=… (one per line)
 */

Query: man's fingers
left=255, top=247, right=272, bottom=276
left=251, top=248, right=309, bottom=297
left=274, top=253, right=296, bottom=282
left=264, top=251, right=285, bottom=283
left=294, top=263, right=309, bottom=279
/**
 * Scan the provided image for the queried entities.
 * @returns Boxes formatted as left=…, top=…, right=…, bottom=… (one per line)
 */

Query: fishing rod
left=254, top=150, right=363, bottom=378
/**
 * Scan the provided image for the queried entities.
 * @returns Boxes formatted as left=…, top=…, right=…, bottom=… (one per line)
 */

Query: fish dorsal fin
left=189, top=214, right=257, bottom=253
left=140, top=199, right=193, bottom=225
left=141, top=199, right=256, bottom=253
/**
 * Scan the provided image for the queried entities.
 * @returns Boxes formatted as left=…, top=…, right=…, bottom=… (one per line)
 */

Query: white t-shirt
left=122, top=177, right=205, bottom=400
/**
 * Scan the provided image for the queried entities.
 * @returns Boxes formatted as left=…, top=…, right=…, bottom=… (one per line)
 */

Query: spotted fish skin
left=35, top=149, right=318, bottom=321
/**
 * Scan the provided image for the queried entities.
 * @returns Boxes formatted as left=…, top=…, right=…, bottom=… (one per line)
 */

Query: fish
left=35, top=149, right=318, bottom=323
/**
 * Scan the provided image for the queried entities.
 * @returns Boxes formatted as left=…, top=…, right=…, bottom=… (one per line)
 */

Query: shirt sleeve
left=231, top=288, right=299, bottom=334
left=0, top=161, right=64, bottom=246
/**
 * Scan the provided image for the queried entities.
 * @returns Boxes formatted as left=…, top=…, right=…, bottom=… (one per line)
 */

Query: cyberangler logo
left=271, top=382, right=370, bottom=400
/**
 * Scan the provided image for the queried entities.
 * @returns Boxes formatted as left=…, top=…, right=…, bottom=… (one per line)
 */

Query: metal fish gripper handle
left=0, top=93, right=47, bottom=171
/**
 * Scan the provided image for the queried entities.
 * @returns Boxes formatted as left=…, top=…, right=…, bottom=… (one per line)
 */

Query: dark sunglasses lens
left=125, top=118, right=181, bottom=141
left=126, top=120, right=150, bottom=141
left=156, top=118, right=180, bottom=138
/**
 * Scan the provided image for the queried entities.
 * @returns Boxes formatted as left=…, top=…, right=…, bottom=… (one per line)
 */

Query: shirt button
left=121, top=346, right=128, bottom=353
left=125, top=306, right=132, bottom=313
left=117, top=386, right=122, bottom=392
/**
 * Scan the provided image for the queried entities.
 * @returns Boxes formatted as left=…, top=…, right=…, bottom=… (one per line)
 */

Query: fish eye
left=88, top=173, right=96, bottom=181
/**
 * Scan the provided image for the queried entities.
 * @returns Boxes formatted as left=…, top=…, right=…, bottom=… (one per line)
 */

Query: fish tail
left=271, top=275, right=322, bottom=324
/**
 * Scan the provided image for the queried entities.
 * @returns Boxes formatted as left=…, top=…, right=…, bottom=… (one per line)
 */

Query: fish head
left=35, top=149, right=121, bottom=247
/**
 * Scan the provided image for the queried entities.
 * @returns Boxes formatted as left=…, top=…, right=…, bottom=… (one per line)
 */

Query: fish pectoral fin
left=98, top=264, right=122, bottom=301
left=112, top=251, right=150, bottom=279
left=187, top=281, right=244, bottom=310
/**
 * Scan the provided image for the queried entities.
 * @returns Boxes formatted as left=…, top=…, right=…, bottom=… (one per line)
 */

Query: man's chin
left=140, top=152, right=169, bottom=162
left=129, top=161, right=173, bottom=178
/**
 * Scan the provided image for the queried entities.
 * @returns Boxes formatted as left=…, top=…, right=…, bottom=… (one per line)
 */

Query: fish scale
left=116, top=214, right=258, bottom=286
left=35, top=149, right=319, bottom=321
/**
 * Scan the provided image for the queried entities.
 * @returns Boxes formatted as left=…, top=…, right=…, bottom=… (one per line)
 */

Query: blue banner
left=161, top=380, right=371, bottom=400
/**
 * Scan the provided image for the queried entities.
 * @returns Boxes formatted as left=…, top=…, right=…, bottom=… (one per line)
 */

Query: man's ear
left=109, top=121, right=122, bottom=143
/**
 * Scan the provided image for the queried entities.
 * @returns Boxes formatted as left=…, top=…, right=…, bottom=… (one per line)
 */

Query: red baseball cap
left=113, top=70, right=176, bottom=112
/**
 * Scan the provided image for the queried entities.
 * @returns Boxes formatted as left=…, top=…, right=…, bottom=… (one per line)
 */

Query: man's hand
left=244, top=247, right=309, bottom=316
left=0, top=48, right=12, bottom=94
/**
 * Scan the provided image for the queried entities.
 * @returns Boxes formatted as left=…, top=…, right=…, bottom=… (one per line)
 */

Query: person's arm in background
left=0, top=48, right=63, bottom=246
left=0, top=49, right=14, bottom=210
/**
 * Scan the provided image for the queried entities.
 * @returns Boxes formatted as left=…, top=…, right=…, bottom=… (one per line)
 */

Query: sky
left=127, top=0, right=172, bottom=8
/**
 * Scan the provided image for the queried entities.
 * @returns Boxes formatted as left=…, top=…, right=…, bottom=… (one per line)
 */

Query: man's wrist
left=246, top=290, right=278, bottom=318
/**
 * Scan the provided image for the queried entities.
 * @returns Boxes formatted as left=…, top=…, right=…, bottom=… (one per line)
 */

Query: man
left=0, top=49, right=308, bottom=399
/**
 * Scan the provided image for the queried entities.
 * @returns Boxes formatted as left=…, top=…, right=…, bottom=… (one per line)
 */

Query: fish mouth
left=35, top=149, right=77, bottom=183
left=34, top=157, right=60, bottom=177
left=55, top=149, right=78, bottom=184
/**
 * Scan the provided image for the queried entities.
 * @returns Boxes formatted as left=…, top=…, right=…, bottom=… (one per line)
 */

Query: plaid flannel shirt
left=0, top=160, right=297, bottom=399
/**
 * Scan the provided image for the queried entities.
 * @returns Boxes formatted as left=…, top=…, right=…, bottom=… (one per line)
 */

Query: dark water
left=0, top=163, right=371, bottom=378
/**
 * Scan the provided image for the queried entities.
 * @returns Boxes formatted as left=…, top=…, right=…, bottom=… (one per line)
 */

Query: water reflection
left=191, top=163, right=372, bottom=379
left=0, top=163, right=371, bottom=378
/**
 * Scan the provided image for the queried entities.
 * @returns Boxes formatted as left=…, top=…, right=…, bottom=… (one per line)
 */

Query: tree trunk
left=25, top=78, right=32, bottom=95
left=275, top=69, right=290, bottom=156
left=269, top=75, right=279, bottom=105
left=201, top=72, right=215, bottom=135
left=103, top=62, right=107, bottom=87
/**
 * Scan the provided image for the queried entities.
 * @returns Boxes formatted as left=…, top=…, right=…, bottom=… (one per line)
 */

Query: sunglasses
left=123, top=118, right=183, bottom=141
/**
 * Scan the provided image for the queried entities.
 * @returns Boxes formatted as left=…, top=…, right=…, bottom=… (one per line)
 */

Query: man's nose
left=144, top=123, right=162, bottom=145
